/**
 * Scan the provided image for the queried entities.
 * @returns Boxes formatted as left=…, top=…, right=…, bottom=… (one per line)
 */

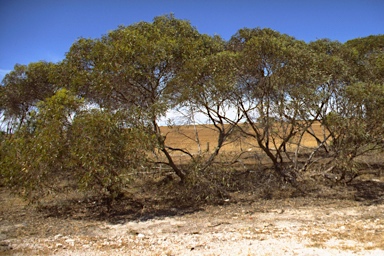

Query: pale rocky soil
left=1, top=188, right=384, bottom=256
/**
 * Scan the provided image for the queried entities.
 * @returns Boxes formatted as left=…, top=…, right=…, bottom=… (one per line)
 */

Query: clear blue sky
left=1, top=0, right=383, bottom=81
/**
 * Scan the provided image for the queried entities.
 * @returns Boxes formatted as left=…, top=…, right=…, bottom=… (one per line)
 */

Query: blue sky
left=1, top=0, right=383, bottom=81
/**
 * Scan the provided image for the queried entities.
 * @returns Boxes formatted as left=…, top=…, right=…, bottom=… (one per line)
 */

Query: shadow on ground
left=37, top=196, right=204, bottom=224
left=351, top=180, right=384, bottom=204
left=35, top=174, right=384, bottom=224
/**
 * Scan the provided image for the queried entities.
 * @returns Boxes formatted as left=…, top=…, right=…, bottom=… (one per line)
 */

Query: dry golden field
left=161, top=122, right=326, bottom=155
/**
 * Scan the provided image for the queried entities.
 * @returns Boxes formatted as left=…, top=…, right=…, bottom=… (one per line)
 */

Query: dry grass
left=161, top=122, right=327, bottom=155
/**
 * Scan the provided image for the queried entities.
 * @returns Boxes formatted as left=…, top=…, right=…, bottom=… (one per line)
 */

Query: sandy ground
left=1, top=192, right=384, bottom=256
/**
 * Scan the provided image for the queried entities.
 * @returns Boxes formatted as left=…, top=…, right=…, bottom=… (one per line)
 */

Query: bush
left=69, top=109, right=151, bottom=199
left=0, top=89, right=151, bottom=202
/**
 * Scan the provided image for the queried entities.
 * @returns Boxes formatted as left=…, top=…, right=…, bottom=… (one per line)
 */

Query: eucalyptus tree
left=63, top=15, right=220, bottom=181
left=174, top=44, right=244, bottom=173
left=304, top=40, right=354, bottom=145
left=229, top=28, right=331, bottom=182
left=317, top=36, right=384, bottom=181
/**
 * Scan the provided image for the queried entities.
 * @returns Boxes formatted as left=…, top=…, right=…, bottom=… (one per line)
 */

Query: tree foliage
left=1, top=89, right=151, bottom=200
left=0, top=62, right=57, bottom=131
left=69, top=109, right=151, bottom=198
left=228, top=28, right=324, bottom=181
left=1, top=89, right=82, bottom=199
